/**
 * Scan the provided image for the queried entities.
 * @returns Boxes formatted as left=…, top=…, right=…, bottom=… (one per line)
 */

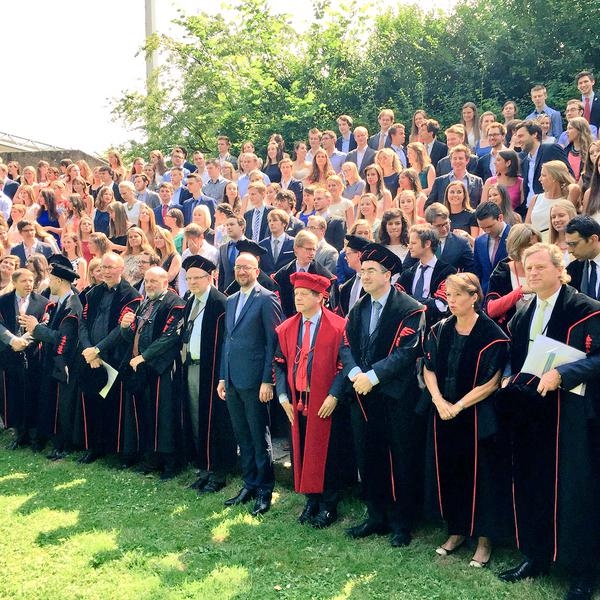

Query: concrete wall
left=0, top=150, right=107, bottom=169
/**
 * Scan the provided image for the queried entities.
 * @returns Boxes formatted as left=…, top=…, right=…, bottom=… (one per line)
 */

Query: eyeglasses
left=433, top=221, right=450, bottom=229
left=233, top=265, right=255, bottom=271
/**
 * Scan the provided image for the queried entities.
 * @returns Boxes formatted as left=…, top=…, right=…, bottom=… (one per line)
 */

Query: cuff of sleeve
left=278, top=394, right=289, bottom=405
left=366, top=370, right=379, bottom=386
left=348, top=366, right=362, bottom=380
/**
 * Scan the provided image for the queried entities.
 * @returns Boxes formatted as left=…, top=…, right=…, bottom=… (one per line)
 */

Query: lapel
left=232, top=286, right=258, bottom=330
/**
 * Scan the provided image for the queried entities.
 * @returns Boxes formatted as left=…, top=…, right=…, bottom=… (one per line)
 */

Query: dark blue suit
left=403, top=231, right=475, bottom=273
left=436, top=154, right=479, bottom=177
left=244, top=205, right=273, bottom=242
left=259, top=235, right=295, bottom=276
left=426, top=172, right=484, bottom=209
left=220, top=284, right=282, bottom=493
left=473, top=224, right=511, bottom=294
left=521, top=143, right=571, bottom=203
left=281, top=179, right=303, bottom=212
left=336, top=133, right=357, bottom=153
left=182, top=194, right=216, bottom=226
left=3, top=180, right=18, bottom=200
left=11, top=241, right=54, bottom=267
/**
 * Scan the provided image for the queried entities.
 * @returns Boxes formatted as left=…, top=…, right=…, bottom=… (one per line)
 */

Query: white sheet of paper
left=522, top=334, right=586, bottom=396
left=99, top=361, right=119, bottom=399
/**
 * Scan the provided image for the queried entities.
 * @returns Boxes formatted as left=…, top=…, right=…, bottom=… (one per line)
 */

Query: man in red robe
left=274, top=272, right=353, bottom=528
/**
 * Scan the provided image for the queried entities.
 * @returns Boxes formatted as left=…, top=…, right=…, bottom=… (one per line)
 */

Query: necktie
left=378, top=133, right=386, bottom=150
left=17, top=296, right=26, bottom=334
left=490, top=236, right=500, bottom=263
left=189, top=298, right=202, bottom=322
left=413, top=265, right=429, bottom=299
left=295, top=321, right=311, bottom=392
left=162, top=205, right=168, bottom=222
left=349, top=275, right=362, bottom=310
left=584, top=97, right=591, bottom=122
left=435, top=243, right=442, bottom=259
left=252, top=209, right=261, bottom=241
left=132, top=299, right=155, bottom=356
left=228, top=242, right=237, bottom=267
left=272, top=238, right=280, bottom=262
left=369, top=301, right=382, bottom=335
left=589, top=260, right=598, bottom=300
left=528, top=299, right=548, bottom=352
left=234, top=292, right=247, bottom=323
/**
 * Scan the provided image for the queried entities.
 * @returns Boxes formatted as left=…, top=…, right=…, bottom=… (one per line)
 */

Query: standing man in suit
left=337, top=234, right=369, bottom=317
left=577, top=70, right=600, bottom=128
left=313, top=188, right=346, bottom=251
left=389, top=123, right=408, bottom=168
left=476, top=122, right=508, bottom=181
left=368, top=109, right=395, bottom=151
left=181, top=255, right=237, bottom=494
left=405, top=203, right=475, bottom=272
left=498, top=243, right=600, bottom=600
left=134, top=174, right=160, bottom=209
left=244, top=182, right=272, bottom=242
left=419, top=119, right=448, bottom=170
left=272, top=230, right=338, bottom=319
left=274, top=190, right=304, bottom=237
left=217, top=251, right=283, bottom=516
left=10, top=220, right=54, bottom=267
left=278, top=159, right=303, bottom=210
left=259, top=209, right=295, bottom=276
left=98, top=166, right=123, bottom=202
left=217, top=214, right=246, bottom=293
left=153, top=182, right=176, bottom=228
left=401, top=224, right=455, bottom=331
left=513, top=120, right=572, bottom=209
left=436, top=125, right=479, bottom=176
left=216, top=135, right=238, bottom=170
left=426, top=145, right=483, bottom=209
left=526, top=84, right=564, bottom=139
left=336, top=115, right=357, bottom=153
left=182, top=173, right=216, bottom=226
left=565, top=216, right=600, bottom=297
left=345, top=243, right=426, bottom=547
left=308, top=215, right=339, bottom=274
left=473, top=202, right=510, bottom=294
left=0, top=268, right=49, bottom=449
left=21, top=256, right=82, bottom=460
left=346, top=127, right=376, bottom=178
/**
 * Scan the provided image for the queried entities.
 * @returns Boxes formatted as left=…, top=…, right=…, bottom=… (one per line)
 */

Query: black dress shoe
left=47, top=449, right=68, bottom=461
left=189, top=477, right=209, bottom=490
left=390, top=531, right=412, bottom=547
left=298, top=501, right=319, bottom=524
left=250, top=493, right=272, bottom=516
left=310, top=510, right=337, bottom=529
left=498, top=559, right=548, bottom=583
left=198, top=480, right=226, bottom=494
left=77, top=451, right=100, bottom=464
left=224, top=488, right=256, bottom=506
left=565, top=581, right=594, bottom=600
left=346, top=519, right=389, bottom=539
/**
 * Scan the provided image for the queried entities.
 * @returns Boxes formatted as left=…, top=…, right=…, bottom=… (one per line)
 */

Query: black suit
left=587, top=93, right=600, bottom=128
left=0, top=291, right=49, bottom=443
left=244, top=205, right=273, bottom=242
left=436, top=154, right=479, bottom=177
left=336, top=133, right=357, bottom=153
left=403, top=232, right=475, bottom=273
left=323, top=214, right=346, bottom=252
left=272, top=260, right=337, bottom=318
left=475, top=153, right=494, bottom=181
left=521, top=143, right=571, bottom=204
left=280, top=179, right=303, bottom=211
left=345, top=147, right=376, bottom=179
left=427, top=139, right=449, bottom=170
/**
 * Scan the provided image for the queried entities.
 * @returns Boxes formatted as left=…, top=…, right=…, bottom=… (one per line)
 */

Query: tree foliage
left=112, top=0, right=600, bottom=159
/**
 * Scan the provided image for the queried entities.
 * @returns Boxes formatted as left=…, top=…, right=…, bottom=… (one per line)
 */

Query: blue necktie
left=589, top=260, right=597, bottom=300
left=413, top=265, right=429, bottom=299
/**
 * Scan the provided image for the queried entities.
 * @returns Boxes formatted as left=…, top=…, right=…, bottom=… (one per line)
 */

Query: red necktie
left=162, top=205, right=168, bottom=221
left=584, top=97, right=591, bottom=123
left=295, top=321, right=311, bottom=392
left=491, top=237, right=500, bottom=263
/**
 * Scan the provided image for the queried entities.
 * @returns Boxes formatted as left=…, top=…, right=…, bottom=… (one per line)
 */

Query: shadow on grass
left=0, top=429, right=568, bottom=600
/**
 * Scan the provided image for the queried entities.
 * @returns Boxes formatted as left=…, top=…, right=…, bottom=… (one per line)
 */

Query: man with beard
left=119, top=267, right=185, bottom=478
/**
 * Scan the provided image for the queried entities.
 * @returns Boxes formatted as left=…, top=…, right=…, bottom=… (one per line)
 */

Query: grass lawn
left=0, top=429, right=568, bottom=600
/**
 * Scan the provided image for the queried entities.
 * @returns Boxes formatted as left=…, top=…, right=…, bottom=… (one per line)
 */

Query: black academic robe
left=32, top=294, right=83, bottom=450
left=345, top=288, right=426, bottom=529
left=119, top=290, right=185, bottom=457
left=422, top=313, right=510, bottom=539
left=77, top=280, right=142, bottom=452
left=503, top=285, right=600, bottom=568
left=337, top=274, right=366, bottom=318
left=180, top=286, right=236, bottom=474
left=0, top=291, right=49, bottom=436
left=484, top=259, right=520, bottom=333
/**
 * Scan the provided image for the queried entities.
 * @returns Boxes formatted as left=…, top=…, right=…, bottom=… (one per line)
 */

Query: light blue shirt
left=526, top=105, right=563, bottom=138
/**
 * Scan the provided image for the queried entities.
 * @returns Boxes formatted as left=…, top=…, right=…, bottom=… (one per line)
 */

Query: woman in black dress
left=423, top=273, right=508, bottom=568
